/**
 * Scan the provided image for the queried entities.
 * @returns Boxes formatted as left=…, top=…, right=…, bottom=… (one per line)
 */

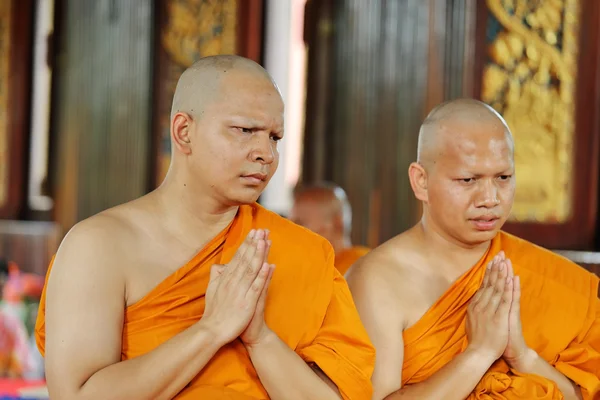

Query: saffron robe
left=336, top=246, right=371, bottom=276
left=402, top=231, right=600, bottom=399
left=35, top=203, right=376, bottom=399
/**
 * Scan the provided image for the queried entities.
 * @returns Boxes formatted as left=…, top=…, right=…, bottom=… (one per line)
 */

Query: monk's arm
left=384, top=349, right=496, bottom=399
left=245, top=329, right=342, bottom=400
left=512, top=350, right=582, bottom=400
left=347, top=260, right=496, bottom=400
left=44, top=223, right=226, bottom=400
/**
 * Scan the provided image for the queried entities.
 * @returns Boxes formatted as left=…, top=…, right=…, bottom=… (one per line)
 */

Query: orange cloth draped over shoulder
left=34, top=203, right=375, bottom=400
left=402, top=231, right=600, bottom=399
left=335, top=246, right=370, bottom=276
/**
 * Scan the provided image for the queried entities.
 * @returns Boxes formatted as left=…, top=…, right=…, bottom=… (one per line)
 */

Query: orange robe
left=402, top=231, right=600, bottom=399
left=335, top=246, right=370, bottom=275
left=35, top=203, right=375, bottom=399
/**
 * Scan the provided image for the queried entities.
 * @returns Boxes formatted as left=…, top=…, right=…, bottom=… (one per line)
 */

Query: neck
left=150, top=171, right=239, bottom=249
left=417, top=214, right=492, bottom=277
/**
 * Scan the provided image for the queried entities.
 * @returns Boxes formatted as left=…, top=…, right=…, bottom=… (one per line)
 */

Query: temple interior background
left=0, top=0, right=599, bottom=396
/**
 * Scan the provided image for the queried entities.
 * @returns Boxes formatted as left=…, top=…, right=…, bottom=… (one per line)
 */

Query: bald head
left=417, top=99, right=513, bottom=169
left=170, top=55, right=279, bottom=121
left=291, top=182, right=353, bottom=240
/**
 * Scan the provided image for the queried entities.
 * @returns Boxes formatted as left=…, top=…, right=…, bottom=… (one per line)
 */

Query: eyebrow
left=228, top=117, right=284, bottom=132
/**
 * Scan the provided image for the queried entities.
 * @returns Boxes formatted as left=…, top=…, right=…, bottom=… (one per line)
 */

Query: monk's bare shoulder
left=51, top=200, right=145, bottom=286
left=346, top=226, right=429, bottom=325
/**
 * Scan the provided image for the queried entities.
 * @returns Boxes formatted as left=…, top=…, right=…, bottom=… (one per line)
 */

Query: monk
left=35, top=55, right=375, bottom=400
left=347, top=99, right=600, bottom=400
left=290, top=182, right=370, bottom=275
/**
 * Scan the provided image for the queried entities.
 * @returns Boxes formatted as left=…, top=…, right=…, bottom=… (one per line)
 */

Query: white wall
left=261, top=0, right=307, bottom=216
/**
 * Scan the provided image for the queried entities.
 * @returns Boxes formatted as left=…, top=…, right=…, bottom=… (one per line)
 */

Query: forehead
left=214, top=72, right=284, bottom=123
left=436, top=119, right=513, bottom=171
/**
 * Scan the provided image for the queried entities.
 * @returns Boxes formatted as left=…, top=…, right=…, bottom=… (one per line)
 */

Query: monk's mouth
left=470, top=218, right=499, bottom=230
left=241, top=174, right=267, bottom=185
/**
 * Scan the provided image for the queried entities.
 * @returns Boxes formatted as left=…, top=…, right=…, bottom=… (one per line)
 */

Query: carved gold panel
left=481, top=0, right=580, bottom=223
left=156, top=0, right=238, bottom=184
left=0, top=1, right=11, bottom=209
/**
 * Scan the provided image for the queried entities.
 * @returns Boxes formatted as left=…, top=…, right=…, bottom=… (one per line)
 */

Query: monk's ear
left=171, top=112, right=193, bottom=155
left=408, top=162, right=428, bottom=203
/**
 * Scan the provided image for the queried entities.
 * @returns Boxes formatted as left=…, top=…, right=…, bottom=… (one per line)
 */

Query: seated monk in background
left=35, top=55, right=375, bottom=400
left=290, top=182, right=370, bottom=275
left=347, top=99, right=600, bottom=399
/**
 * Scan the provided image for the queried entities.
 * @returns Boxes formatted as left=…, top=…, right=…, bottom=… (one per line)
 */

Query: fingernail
left=249, top=229, right=255, bottom=238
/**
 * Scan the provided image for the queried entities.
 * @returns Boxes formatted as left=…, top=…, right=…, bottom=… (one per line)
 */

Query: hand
left=241, top=231, right=276, bottom=347
left=201, top=229, right=271, bottom=346
left=465, top=253, right=513, bottom=364
left=501, top=259, right=535, bottom=370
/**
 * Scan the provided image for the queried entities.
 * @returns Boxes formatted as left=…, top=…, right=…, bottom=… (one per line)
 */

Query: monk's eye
left=270, top=135, right=282, bottom=142
left=498, top=175, right=512, bottom=181
left=238, top=127, right=253, bottom=134
left=460, top=178, right=475, bottom=184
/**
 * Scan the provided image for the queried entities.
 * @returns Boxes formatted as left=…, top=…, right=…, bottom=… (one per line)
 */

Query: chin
left=227, top=191, right=262, bottom=205
left=467, top=229, right=500, bottom=244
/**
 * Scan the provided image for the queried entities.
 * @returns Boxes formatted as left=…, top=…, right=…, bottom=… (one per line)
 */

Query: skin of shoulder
left=345, top=229, right=424, bottom=398
left=43, top=203, right=141, bottom=396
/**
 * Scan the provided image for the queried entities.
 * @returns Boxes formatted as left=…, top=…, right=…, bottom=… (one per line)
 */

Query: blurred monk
left=290, top=182, right=370, bottom=275
left=347, top=99, right=600, bottom=400
left=35, top=55, right=375, bottom=400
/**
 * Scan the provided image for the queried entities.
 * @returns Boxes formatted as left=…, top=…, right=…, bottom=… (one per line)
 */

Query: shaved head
left=165, top=54, right=285, bottom=206
left=409, top=98, right=516, bottom=247
left=290, top=182, right=354, bottom=251
left=417, top=99, right=513, bottom=169
left=293, top=182, right=352, bottom=235
left=170, top=55, right=280, bottom=121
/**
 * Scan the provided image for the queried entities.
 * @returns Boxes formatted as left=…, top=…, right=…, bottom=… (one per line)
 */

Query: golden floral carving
left=161, top=0, right=237, bottom=68
left=157, top=0, right=239, bottom=184
left=482, top=0, right=580, bottom=223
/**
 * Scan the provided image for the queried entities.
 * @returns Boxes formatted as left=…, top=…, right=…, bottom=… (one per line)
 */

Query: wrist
left=244, top=327, right=278, bottom=353
left=196, top=317, right=230, bottom=348
left=505, top=347, right=538, bottom=373
left=463, top=346, right=500, bottom=369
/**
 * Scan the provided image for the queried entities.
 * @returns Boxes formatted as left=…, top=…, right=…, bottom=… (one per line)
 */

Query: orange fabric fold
left=35, top=203, right=375, bottom=399
left=335, top=246, right=370, bottom=276
left=402, top=231, right=600, bottom=399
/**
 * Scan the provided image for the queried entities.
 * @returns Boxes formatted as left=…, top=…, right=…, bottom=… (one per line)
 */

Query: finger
left=265, top=240, right=272, bottom=263
left=483, top=259, right=494, bottom=286
left=209, top=264, right=227, bottom=281
left=230, top=229, right=256, bottom=264
left=497, top=250, right=506, bottom=261
left=246, top=262, right=271, bottom=302
left=255, top=264, right=275, bottom=315
left=254, top=229, right=266, bottom=241
left=476, top=262, right=500, bottom=307
left=238, top=237, right=267, bottom=284
left=230, top=231, right=261, bottom=281
left=487, top=261, right=508, bottom=313
left=495, top=275, right=513, bottom=316
left=472, top=262, right=490, bottom=304
left=510, top=275, right=521, bottom=317
left=505, top=258, right=514, bottom=278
